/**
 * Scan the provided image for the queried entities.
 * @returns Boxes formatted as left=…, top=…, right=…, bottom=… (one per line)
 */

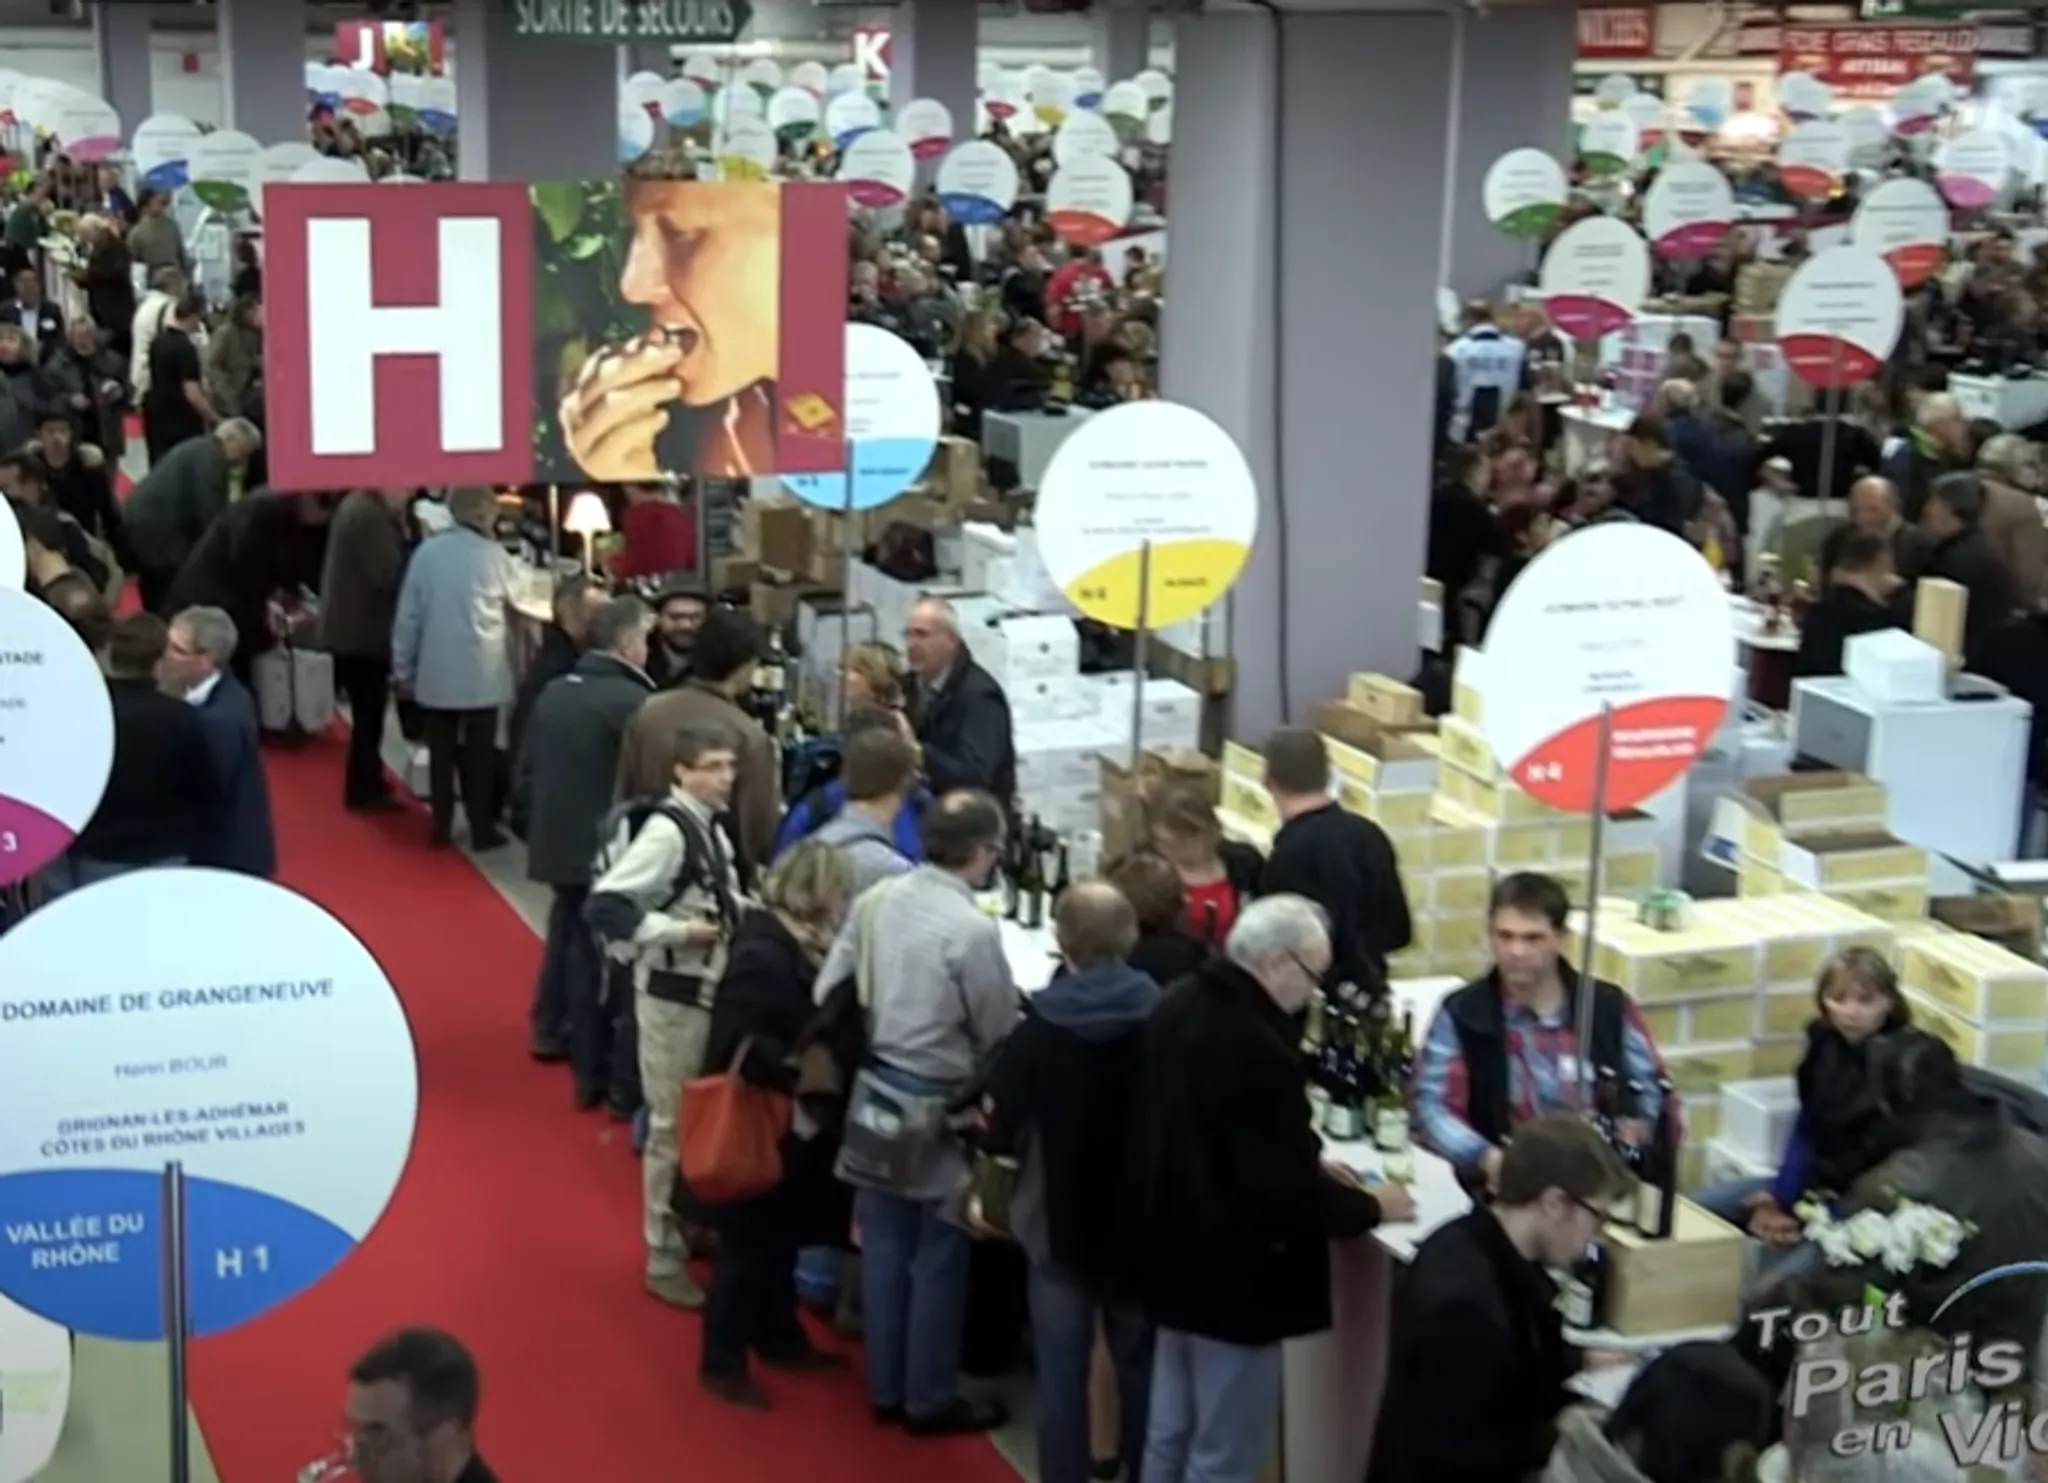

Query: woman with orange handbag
left=693, top=841, right=856, bottom=1410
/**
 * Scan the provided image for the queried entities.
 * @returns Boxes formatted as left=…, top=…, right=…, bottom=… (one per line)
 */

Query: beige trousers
left=637, top=988, right=711, bottom=1277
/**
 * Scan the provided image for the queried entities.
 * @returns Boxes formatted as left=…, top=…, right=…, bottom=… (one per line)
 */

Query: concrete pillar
left=1091, top=3, right=1151, bottom=86
left=1440, top=7, right=1576, bottom=299
left=1159, top=10, right=1454, bottom=737
left=888, top=0, right=977, bottom=146
left=454, top=0, right=617, bottom=182
left=217, top=0, right=308, bottom=145
left=93, top=2, right=153, bottom=131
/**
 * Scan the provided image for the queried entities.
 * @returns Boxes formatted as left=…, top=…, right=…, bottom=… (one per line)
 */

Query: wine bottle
left=1323, top=1005, right=1364, bottom=1141
left=1592, top=1065, right=1620, bottom=1146
left=1051, top=838, right=1072, bottom=898
left=1621, top=1078, right=1651, bottom=1226
left=1374, top=1008, right=1414, bottom=1154
left=1558, top=1241, right=1610, bottom=1330
left=1018, top=816, right=1047, bottom=929
left=1001, top=829, right=1022, bottom=922
left=1643, top=1074, right=1679, bottom=1240
left=1300, top=993, right=1329, bottom=1087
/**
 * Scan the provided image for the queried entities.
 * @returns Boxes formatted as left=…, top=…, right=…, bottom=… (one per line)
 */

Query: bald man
left=903, top=597, right=1017, bottom=802
left=979, top=877, right=1162, bottom=1483
left=1820, top=475, right=1927, bottom=585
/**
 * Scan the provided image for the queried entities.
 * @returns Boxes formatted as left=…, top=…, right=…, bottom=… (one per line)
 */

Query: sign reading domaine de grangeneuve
left=509, top=0, right=753, bottom=43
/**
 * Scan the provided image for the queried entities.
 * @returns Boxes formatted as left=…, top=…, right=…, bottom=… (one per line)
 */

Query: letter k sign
left=261, top=183, right=535, bottom=491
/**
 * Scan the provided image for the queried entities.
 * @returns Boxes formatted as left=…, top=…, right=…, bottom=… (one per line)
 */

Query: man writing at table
left=1413, top=872, right=1673, bottom=1188
left=1376, top=1115, right=1631, bottom=1483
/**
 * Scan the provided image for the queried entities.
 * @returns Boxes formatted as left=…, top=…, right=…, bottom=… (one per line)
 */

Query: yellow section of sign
left=1060, top=537, right=1251, bottom=629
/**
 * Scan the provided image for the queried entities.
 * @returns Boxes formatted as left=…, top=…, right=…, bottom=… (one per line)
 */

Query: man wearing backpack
left=812, top=728, right=922, bottom=900
left=775, top=706, right=930, bottom=865
left=587, top=720, right=746, bottom=1311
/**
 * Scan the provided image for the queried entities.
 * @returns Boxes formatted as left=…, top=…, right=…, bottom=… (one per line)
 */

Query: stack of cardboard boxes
left=1734, top=773, right=1932, bottom=922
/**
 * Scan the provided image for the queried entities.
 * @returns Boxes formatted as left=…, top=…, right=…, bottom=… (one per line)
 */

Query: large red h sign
left=264, top=184, right=533, bottom=492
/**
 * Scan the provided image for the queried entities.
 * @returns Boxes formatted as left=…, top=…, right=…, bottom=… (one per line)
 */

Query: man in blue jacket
left=164, top=605, right=277, bottom=877
left=770, top=705, right=929, bottom=863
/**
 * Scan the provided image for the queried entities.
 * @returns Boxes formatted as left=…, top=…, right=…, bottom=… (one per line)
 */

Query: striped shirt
left=1413, top=986, right=1670, bottom=1169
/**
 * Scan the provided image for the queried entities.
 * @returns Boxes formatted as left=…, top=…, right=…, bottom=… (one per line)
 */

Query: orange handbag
left=679, top=1037, right=793, bottom=1205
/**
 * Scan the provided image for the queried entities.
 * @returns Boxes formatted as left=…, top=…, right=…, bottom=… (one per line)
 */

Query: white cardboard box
left=1844, top=629, right=1944, bottom=706
left=1719, top=1077, right=1798, bottom=1168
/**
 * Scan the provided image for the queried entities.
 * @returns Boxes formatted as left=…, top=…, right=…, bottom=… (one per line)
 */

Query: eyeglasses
left=1287, top=951, right=1328, bottom=984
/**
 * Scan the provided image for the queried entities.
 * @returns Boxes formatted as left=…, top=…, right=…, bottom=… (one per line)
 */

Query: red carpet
left=186, top=737, right=1023, bottom=1482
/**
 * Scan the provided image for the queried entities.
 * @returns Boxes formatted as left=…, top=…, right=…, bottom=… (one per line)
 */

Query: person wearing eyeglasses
left=1374, top=1115, right=1633, bottom=1483
left=338, top=1327, right=496, bottom=1483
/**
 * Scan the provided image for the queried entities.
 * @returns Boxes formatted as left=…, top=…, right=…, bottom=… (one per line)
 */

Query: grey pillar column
left=1441, top=7, right=1575, bottom=299
left=888, top=0, right=977, bottom=139
left=1160, top=10, right=1452, bottom=738
left=93, top=2, right=153, bottom=129
left=455, top=0, right=617, bottom=182
left=218, top=0, right=308, bottom=144
left=1091, top=3, right=1151, bottom=86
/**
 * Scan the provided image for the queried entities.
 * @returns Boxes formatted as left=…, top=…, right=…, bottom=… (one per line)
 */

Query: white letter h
left=304, top=217, right=503, bottom=456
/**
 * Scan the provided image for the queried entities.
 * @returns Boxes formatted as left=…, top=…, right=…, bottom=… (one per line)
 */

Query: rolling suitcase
left=253, top=631, right=336, bottom=741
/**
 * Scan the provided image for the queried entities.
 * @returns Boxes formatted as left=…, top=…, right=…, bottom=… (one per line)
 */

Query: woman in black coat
left=695, top=841, right=856, bottom=1410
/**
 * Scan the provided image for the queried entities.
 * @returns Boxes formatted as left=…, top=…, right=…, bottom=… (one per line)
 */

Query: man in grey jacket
left=123, top=419, right=261, bottom=614
left=514, top=595, right=655, bottom=1106
left=812, top=790, right=1021, bottom=1436
left=812, top=727, right=920, bottom=900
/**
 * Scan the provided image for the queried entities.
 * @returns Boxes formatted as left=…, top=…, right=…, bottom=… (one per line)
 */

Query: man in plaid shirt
left=1413, top=872, right=1675, bottom=1185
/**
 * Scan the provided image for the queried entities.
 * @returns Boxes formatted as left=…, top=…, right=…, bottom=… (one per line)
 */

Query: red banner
left=1578, top=7, right=1656, bottom=59
left=263, top=181, right=849, bottom=492
left=1777, top=24, right=1976, bottom=98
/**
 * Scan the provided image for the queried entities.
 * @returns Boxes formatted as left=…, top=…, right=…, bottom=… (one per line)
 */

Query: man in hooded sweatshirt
left=979, top=881, right=1161, bottom=1483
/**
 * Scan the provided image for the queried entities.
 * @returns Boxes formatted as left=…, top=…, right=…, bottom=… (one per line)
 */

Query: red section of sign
left=1778, top=25, right=1975, bottom=100
left=775, top=182, right=852, bottom=475
left=1578, top=7, right=1655, bottom=59
left=1655, top=221, right=1731, bottom=259
left=1778, top=164, right=1838, bottom=203
left=1509, top=695, right=1728, bottom=813
left=0, top=796, right=74, bottom=889
left=264, top=184, right=533, bottom=493
left=1779, top=331, right=1882, bottom=389
left=1885, top=242, right=1944, bottom=289
left=1048, top=209, right=1122, bottom=249
left=1544, top=294, right=1634, bottom=341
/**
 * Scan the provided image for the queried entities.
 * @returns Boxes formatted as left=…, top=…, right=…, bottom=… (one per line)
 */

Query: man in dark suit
left=1796, top=530, right=1909, bottom=679
left=1920, top=471, right=2014, bottom=656
left=55, top=612, right=217, bottom=894
left=903, top=597, right=1016, bottom=803
left=507, top=574, right=598, bottom=774
left=512, top=595, right=656, bottom=1109
left=162, top=605, right=276, bottom=878
left=3, top=264, right=63, bottom=362
left=125, top=420, right=261, bottom=613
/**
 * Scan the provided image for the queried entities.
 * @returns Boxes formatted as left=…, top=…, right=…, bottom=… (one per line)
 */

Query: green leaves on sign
left=532, top=180, right=584, bottom=244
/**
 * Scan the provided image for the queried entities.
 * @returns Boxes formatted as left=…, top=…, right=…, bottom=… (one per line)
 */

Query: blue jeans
left=1694, top=1175, right=1772, bottom=1227
left=1031, top=1264, right=1154, bottom=1483
left=1142, top=1328, right=1282, bottom=1483
left=857, top=1186, right=970, bottom=1419
left=797, top=1246, right=842, bottom=1302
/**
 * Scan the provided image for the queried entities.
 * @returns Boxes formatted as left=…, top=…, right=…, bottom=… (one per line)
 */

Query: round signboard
left=714, top=83, right=764, bottom=125
left=1778, top=70, right=1833, bottom=122
left=1482, top=523, right=1734, bottom=814
left=1935, top=129, right=2010, bottom=210
left=789, top=61, right=829, bottom=97
left=662, top=77, right=708, bottom=130
left=1893, top=73, right=1951, bottom=137
left=1642, top=160, right=1734, bottom=258
left=619, top=97, right=656, bottom=164
left=837, top=128, right=916, bottom=210
left=826, top=62, right=863, bottom=97
left=1773, top=245, right=1905, bottom=390
left=1072, top=66, right=1106, bottom=111
left=1538, top=215, right=1651, bottom=340
left=896, top=97, right=954, bottom=161
left=1482, top=148, right=1568, bottom=239
left=0, top=498, right=20, bottom=589
left=766, top=85, right=821, bottom=146
left=1134, top=68, right=1173, bottom=113
left=982, top=68, right=1025, bottom=121
left=743, top=58, right=783, bottom=97
left=0, top=1293, right=69, bottom=1483
left=0, top=870, right=418, bottom=1342
left=188, top=128, right=263, bottom=212
left=1850, top=177, right=1950, bottom=289
left=290, top=154, right=370, bottom=185
left=1046, top=156, right=1135, bottom=248
left=416, top=76, right=457, bottom=134
left=621, top=70, right=665, bottom=115
left=1102, top=80, right=1148, bottom=137
left=1031, top=69, right=1075, bottom=125
left=1839, top=106, right=1889, bottom=165
left=1054, top=108, right=1120, bottom=168
left=1577, top=112, right=1638, bottom=178
left=1036, top=401, right=1258, bottom=631
left=130, top=112, right=202, bottom=191
left=44, top=93, right=119, bottom=163
left=1622, top=91, right=1667, bottom=146
left=826, top=90, right=880, bottom=149
left=1777, top=119, right=1850, bottom=203
left=715, top=116, right=777, bottom=182
left=1685, top=79, right=1732, bottom=132
left=784, top=325, right=942, bottom=513
left=682, top=54, right=722, bottom=87
left=1593, top=74, right=1637, bottom=110
left=937, top=140, right=1020, bottom=227
left=0, top=588, right=114, bottom=887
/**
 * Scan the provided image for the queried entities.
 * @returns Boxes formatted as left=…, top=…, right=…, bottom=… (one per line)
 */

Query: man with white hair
left=124, top=417, right=264, bottom=614
left=1885, top=390, right=1972, bottom=522
left=1125, top=894, right=1411, bottom=1483
left=904, top=596, right=1016, bottom=801
left=162, top=604, right=276, bottom=877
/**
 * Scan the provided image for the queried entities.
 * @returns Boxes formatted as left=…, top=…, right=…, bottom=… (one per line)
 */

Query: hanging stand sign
left=1481, top=148, right=1569, bottom=239
left=0, top=588, right=114, bottom=887
left=1934, top=129, right=2011, bottom=211
left=836, top=129, right=916, bottom=209
left=1045, top=156, right=1135, bottom=248
left=1577, top=112, right=1639, bottom=180
left=0, top=498, right=21, bottom=590
left=1481, top=523, right=1735, bottom=1105
left=1035, top=402, right=1259, bottom=769
left=1850, top=177, right=1949, bottom=289
left=1538, top=215, right=1651, bottom=341
left=895, top=97, right=954, bottom=161
left=1777, top=70, right=1833, bottom=123
left=1776, top=119, right=1850, bottom=203
left=1641, top=160, right=1735, bottom=258
left=936, top=140, right=1020, bottom=226
left=1775, top=244, right=1904, bottom=512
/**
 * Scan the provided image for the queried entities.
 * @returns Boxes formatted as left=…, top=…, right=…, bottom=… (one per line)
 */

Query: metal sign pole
left=837, top=478, right=859, bottom=732
left=1575, top=703, right=1616, bottom=1113
left=1814, top=338, right=1847, bottom=537
left=1128, top=539, right=1153, bottom=773
left=162, top=1161, right=192, bottom=1483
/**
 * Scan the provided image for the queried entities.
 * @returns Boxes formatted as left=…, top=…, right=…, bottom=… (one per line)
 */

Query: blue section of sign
left=940, top=193, right=1006, bottom=227
left=784, top=436, right=940, bottom=513
left=142, top=162, right=189, bottom=191
left=420, top=108, right=457, bottom=136
left=1076, top=91, right=1104, bottom=110
left=0, top=1167, right=356, bottom=1341
left=832, top=124, right=875, bottom=150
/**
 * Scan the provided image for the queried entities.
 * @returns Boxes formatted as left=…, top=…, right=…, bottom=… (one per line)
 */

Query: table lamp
left=563, top=490, right=612, bottom=577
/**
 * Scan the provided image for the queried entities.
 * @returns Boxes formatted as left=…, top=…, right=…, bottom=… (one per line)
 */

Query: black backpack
left=584, top=796, right=737, bottom=951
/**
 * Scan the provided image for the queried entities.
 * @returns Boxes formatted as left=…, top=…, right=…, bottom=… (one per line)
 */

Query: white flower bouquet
left=1793, top=1195, right=1974, bottom=1276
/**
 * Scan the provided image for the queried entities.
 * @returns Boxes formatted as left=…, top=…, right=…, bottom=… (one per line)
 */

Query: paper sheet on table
left=1567, top=1361, right=1633, bottom=1411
